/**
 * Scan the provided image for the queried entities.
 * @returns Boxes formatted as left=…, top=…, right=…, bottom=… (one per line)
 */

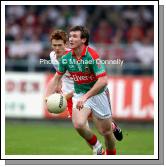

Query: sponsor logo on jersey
left=70, top=72, right=96, bottom=84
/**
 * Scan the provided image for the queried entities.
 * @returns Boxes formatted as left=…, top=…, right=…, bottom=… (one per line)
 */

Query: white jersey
left=49, top=50, right=74, bottom=94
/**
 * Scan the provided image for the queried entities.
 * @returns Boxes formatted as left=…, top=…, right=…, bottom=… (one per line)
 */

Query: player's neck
left=73, top=45, right=85, bottom=58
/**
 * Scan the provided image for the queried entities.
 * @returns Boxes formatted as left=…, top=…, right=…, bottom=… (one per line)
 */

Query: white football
left=46, top=93, right=67, bottom=114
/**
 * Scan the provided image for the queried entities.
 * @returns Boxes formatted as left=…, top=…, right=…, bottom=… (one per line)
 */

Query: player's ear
left=82, top=38, right=86, bottom=44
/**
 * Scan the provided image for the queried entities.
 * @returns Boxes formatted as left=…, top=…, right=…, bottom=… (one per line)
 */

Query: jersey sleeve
left=49, top=51, right=59, bottom=70
left=88, top=47, right=107, bottom=78
left=92, top=58, right=107, bottom=78
left=56, top=57, right=67, bottom=75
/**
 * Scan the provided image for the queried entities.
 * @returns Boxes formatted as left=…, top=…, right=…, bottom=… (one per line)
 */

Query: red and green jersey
left=57, top=46, right=107, bottom=94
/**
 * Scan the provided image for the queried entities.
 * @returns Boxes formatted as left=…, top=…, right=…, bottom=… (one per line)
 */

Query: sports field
left=5, top=119, right=154, bottom=155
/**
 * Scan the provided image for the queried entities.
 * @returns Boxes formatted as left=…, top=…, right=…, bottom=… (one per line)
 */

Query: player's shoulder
left=65, top=48, right=71, bottom=52
left=87, top=46, right=99, bottom=60
left=61, top=49, right=72, bottom=59
left=49, top=51, right=57, bottom=61
left=50, top=50, right=55, bottom=56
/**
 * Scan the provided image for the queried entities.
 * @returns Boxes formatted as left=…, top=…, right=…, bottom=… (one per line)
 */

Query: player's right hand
left=76, top=95, right=88, bottom=110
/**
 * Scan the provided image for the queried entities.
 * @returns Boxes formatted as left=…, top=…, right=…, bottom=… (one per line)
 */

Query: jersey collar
left=72, top=45, right=88, bottom=60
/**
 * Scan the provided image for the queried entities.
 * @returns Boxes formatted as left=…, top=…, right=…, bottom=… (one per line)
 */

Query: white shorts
left=72, top=88, right=112, bottom=119
left=61, top=76, right=74, bottom=94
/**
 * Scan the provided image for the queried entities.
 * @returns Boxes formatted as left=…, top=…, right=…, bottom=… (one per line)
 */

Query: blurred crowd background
left=5, top=5, right=154, bottom=75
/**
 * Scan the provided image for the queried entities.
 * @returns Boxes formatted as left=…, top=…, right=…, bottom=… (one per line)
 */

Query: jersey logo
left=70, top=72, right=96, bottom=84
left=69, top=65, right=75, bottom=69
left=85, top=66, right=90, bottom=73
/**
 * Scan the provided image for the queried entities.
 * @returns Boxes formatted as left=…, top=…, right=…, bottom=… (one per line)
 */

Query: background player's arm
left=45, top=73, right=63, bottom=98
left=45, top=55, right=67, bottom=99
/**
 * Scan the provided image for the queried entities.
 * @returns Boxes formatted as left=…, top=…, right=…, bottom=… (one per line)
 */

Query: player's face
left=51, top=39, right=66, bottom=57
left=69, top=31, right=86, bottom=49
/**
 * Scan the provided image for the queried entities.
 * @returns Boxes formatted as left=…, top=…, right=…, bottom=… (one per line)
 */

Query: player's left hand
left=76, top=95, right=88, bottom=110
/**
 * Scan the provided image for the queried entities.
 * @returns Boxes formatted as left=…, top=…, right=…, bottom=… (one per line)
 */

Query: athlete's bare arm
left=85, top=76, right=107, bottom=99
left=45, top=73, right=63, bottom=99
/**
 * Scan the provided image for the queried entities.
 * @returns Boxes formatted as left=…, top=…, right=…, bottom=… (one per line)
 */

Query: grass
left=5, top=120, right=154, bottom=155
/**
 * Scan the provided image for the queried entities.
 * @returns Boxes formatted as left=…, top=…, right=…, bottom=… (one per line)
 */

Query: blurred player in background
left=47, top=30, right=73, bottom=117
left=45, top=28, right=123, bottom=154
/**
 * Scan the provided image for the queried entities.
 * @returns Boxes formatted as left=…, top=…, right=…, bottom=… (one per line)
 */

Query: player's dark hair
left=69, top=26, right=89, bottom=46
left=50, top=29, right=68, bottom=44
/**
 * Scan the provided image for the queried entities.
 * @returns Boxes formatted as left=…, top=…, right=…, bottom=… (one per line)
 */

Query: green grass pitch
left=5, top=120, right=154, bottom=155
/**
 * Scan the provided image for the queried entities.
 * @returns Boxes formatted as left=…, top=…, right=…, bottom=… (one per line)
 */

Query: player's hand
left=54, top=86, right=62, bottom=93
left=76, top=95, right=88, bottom=110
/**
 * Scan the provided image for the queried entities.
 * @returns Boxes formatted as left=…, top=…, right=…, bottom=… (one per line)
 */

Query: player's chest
left=67, top=59, right=92, bottom=74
